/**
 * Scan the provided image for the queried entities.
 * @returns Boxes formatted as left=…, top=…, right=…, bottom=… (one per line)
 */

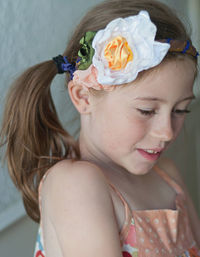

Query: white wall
left=0, top=0, right=199, bottom=257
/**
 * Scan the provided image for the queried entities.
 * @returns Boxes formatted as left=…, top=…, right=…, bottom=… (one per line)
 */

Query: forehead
left=114, top=58, right=196, bottom=101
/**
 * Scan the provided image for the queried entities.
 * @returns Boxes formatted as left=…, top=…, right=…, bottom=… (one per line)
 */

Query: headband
left=53, top=11, right=199, bottom=90
left=52, top=55, right=76, bottom=79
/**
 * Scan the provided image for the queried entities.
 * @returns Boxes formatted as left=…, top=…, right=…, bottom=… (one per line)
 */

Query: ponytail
left=0, top=60, right=80, bottom=222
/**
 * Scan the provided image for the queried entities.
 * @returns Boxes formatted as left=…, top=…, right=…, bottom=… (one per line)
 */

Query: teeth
left=145, top=149, right=159, bottom=154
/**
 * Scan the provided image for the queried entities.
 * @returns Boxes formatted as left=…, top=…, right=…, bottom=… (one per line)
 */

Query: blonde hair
left=0, top=0, right=197, bottom=222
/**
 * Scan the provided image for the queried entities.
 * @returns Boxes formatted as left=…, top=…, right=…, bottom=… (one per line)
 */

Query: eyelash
left=137, top=109, right=191, bottom=116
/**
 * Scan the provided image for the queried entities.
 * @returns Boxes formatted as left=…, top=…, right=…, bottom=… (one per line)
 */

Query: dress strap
left=153, top=164, right=184, bottom=195
left=102, top=175, right=133, bottom=246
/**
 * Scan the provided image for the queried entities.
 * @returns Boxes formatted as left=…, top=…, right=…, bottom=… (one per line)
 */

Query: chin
left=127, top=162, right=155, bottom=176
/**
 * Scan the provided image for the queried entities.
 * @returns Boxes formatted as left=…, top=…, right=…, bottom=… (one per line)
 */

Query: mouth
left=137, top=148, right=163, bottom=161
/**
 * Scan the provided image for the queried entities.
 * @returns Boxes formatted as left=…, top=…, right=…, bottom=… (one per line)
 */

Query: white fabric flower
left=92, top=10, right=170, bottom=85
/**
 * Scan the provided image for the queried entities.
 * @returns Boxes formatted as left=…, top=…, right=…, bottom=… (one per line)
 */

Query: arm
left=158, top=157, right=200, bottom=247
left=41, top=160, right=123, bottom=257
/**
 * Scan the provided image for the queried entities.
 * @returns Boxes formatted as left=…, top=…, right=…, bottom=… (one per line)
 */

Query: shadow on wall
left=164, top=99, right=200, bottom=215
left=0, top=215, right=38, bottom=257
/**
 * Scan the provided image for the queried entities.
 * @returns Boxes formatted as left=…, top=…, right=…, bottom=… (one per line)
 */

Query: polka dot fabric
left=33, top=165, right=200, bottom=257
left=120, top=166, right=200, bottom=257
left=121, top=206, right=199, bottom=256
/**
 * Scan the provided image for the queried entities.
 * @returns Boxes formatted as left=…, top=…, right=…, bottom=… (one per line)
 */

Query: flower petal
left=92, top=10, right=170, bottom=85
left=104, top=36, right=133, bottom=70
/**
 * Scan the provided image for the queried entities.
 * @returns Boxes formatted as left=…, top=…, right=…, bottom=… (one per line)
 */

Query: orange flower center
left=104, top=36, right=133, bottom=70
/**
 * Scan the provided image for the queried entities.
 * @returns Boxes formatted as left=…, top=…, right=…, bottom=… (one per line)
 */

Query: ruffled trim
left=73, top=64, right=116, bottom=91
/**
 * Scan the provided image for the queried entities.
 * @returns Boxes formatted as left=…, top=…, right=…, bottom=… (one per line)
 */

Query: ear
left=68, top=81, right=91, bottom=114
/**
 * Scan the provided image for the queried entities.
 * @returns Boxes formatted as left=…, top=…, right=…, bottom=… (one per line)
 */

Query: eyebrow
left=134, top=95, right=196, bottom=103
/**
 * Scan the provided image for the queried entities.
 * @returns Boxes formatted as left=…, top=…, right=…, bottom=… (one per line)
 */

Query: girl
left=1, top=0, right=200, bottom=256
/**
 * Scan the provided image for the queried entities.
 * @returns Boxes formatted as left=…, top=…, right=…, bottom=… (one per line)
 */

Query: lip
left=137, top=148, right=163, bottom=161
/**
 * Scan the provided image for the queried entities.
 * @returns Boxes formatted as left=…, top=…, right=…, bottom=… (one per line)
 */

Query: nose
left=150, top=115, right=174, bottom=142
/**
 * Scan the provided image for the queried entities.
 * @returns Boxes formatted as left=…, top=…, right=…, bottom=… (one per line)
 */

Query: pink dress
left=34, top=165, right=200, bottom=257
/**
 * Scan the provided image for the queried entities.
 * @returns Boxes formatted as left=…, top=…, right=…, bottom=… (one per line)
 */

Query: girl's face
left=83, top=58, right=196, bottom=175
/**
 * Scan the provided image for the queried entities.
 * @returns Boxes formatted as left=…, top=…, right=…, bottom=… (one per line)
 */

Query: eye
left=137, top=109, right=156, bottom=116
left=173, top=109, right=191, bottom=115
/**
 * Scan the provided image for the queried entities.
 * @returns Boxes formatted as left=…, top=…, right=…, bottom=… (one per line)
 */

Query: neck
left=78, top=132, right=154, bottom=184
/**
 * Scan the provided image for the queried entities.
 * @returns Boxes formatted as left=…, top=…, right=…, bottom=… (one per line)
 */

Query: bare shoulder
left=157, top=157, right=200, bottom=246
left=42, top=159, right=109, bottom=192
left=41, top=159, right=113, bottom=219
left=40, top=160, right=122, bottom=256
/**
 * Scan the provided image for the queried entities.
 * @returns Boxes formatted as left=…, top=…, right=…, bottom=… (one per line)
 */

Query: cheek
left=102, top=115, right=148, bottom=149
